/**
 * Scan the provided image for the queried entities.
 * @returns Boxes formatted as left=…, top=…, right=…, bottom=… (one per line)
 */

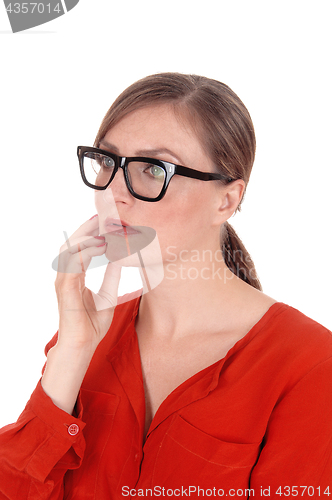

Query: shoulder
left=230, top=301, right=332, bottom=398
left=266, top=302, right=331, bottom=345
left=251, top=301, right=332, bottom=374
left=236, top=286, right=332, bottom=360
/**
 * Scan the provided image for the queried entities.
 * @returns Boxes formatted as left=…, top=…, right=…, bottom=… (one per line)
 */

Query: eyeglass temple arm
left=175, top=165, right=233, bottom=182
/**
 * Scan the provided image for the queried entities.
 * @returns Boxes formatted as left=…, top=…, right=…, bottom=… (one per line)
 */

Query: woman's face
left=95, top=104, right=231, bottom=265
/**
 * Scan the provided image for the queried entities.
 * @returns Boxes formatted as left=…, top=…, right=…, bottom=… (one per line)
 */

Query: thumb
left=91, top=263, right=122, bottom=311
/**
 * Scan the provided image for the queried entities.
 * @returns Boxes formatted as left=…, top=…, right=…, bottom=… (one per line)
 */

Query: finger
left=91, top=263, right=122, bottom=311
left=60, top=235, right=106, bottom=255
left=57, top=242, right=107, bottom=274
left=65, top=215, right=101, bottom=247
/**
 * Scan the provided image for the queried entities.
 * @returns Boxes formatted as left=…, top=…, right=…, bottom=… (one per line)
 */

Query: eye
left=102, top=156, right=115, bottom=169
left=145, top=164, right=165, bottom=178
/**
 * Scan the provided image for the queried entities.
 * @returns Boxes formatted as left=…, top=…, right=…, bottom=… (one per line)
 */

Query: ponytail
left=221, top=222, right=262, bottom=291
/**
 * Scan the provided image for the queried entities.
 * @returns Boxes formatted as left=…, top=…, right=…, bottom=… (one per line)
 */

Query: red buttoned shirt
left=0, top=293, right=331, bottom=499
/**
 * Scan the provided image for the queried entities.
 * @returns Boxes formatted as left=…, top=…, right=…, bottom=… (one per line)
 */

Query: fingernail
left=89, top=214, right=98, bottom=220
left=97, top=243, right=106, bottom=247
left=95, top=236, right=105, bottom=240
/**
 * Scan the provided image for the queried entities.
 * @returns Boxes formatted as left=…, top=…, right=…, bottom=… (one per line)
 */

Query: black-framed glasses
left=77, top=146, right=234, bottom=202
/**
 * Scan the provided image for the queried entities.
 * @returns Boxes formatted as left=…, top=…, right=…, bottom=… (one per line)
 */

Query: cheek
left=94, top=189, right=113, bottom=211
left=154, top=202, right=202, bottom=250
left=94, top=190, right=119, bottom=218
left=158, top=188, right=218, bottom=252
left=94, top=191, right=102, bottom=212
left=171, top=188, right=211, bottom=226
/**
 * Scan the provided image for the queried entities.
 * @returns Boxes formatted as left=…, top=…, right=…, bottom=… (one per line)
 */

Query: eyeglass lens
left=83, top=152, right=166, bottom=199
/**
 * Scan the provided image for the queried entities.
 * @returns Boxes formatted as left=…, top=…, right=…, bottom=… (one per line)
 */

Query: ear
left=213, top=179, right=245, bottom=225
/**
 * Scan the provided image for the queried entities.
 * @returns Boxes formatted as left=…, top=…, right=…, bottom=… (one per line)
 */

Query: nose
left=103, top=165, right=131, bottom=205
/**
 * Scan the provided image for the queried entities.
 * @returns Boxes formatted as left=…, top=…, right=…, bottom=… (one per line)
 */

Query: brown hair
left=94, top=72, right=262, bottom=291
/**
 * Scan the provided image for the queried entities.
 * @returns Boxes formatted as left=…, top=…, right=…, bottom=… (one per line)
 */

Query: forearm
left=41, top=343, right=94, bottom=415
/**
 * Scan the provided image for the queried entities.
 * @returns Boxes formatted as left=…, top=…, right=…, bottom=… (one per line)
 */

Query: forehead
left=102, top=104, right=210, bottom=168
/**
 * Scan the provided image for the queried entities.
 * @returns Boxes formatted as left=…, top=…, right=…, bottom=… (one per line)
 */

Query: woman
left=0, top=73, right=331, bottom=499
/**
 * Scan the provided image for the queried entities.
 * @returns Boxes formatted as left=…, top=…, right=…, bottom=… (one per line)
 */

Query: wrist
left=52, top=340, right=96, bottom=365
left=41, top=344, right=94, bottom=415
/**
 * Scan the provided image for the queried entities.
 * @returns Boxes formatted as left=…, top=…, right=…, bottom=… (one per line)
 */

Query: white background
left=0, top=0, right=331, bottom=427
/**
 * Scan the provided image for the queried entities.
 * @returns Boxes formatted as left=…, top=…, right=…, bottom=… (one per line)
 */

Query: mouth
left=103, top=217, right=141, bottom=236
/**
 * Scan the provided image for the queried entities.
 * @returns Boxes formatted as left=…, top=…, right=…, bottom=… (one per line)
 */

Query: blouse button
left=68, top=423, right=80, bottom=436
left=134, top=453, right=139, bottom=461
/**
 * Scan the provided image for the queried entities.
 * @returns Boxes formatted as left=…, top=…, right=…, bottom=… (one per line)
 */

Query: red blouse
left=0, top=294, right=331, bottom=499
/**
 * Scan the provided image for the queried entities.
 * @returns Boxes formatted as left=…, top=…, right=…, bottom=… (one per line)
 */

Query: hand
left=54, top=215, right=121, bottom=354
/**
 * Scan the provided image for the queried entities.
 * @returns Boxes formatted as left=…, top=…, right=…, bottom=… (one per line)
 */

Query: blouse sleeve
left=0, top=334, right=86, bottom=500
left=250, top=356, right=332, bottom=498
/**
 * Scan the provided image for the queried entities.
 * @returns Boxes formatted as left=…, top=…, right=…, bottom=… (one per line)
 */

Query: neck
left=137, top=255, right=253, bottom=339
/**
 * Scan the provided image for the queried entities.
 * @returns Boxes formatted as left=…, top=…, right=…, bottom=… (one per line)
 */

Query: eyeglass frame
left=77, top=146, right=234, bottom=202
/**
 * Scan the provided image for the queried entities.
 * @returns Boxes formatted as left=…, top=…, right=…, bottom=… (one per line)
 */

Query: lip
left=103, top=217, right=141, bottom=236
left=105, top=217, right=130, bottom=227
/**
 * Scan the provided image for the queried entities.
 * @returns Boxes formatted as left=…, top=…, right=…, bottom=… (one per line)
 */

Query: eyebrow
left=98, top=139, right=185, bottom=166
left=99, top=140, right=119, bottom=153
